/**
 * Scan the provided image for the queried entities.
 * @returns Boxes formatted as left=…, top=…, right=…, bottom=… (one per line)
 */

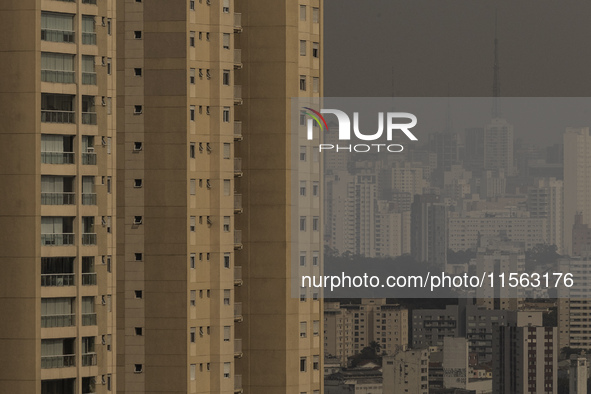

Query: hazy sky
left=324, top=1, right=591, bottom=145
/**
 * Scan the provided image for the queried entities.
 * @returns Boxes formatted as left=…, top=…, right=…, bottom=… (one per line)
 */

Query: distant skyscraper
left=464, top=127, right=485, bottom=174
left=570, top=356, right=587, bottom=394
left=564, top=127, right=591, bottom=256
left=411, top=194, right=447, bottom=267
left=527, top=178, right=564, bottom=253
left=484, top=118, right=515, bottom=176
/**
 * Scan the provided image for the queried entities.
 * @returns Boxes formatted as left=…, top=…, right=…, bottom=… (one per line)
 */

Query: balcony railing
left=234, top=338, right=243, bottom=358
left=234, top=230, right=242, bottom=250
left=82, top=313, right=97, bottom=326
left=234, top=194, right=242, bottom=214
left=82, top=233, right=97, bottom=245
left=82, top=273, right=97, bottom=285
left=41, top=273, right=75, bottom=287
left=82, top=0, right=97, bottom=4
left=41, top=355, right=75, bottom=369
left=234, top=85, right=242, bottom=105
left=234, top=13, right=242, bottom=32
left=234, top=158, right=242, bottom=177
left=82, top=72, right=97, bottom=85
left=41, top=152, right=75, bottom=165
left=41, top=233, right=75, bottom=246
left=41, top=110, right=75, bottom=124
left=82, top=112, right=97, bottom=125
left=42, top=70, right=75, bottom=84
left=82, top=32, right=97, bottom=45
left=234, top=374, right=242, bottom=393
left=82, top=353, right=97, bottom=367
left=234, top=121, right=242, bottom=140
left=82, top=152, right=97, bottom=165
left=82, top=193, right=97, bottom=205
left=41, top=314, right=75, bottom=328
left=41, top=29, right=75, bottom=43
left=234, top=266, right=243, bottom=286
left=41, top=192, right=75, bottom=205
left=234, top=302, right=242, bottom=322
left=234, top=49, right=242, bottom=69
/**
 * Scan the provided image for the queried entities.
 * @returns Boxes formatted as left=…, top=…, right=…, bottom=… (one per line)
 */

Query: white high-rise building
left=528, top=178, right=564, bottom=253
left=484, top=118, right=515, bottom=176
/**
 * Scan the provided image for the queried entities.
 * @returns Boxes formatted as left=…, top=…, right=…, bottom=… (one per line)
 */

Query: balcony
left=82, top=273, right=97, bottom=286
left=234, top=85, right=242, bottom=105
left=234, top=49, right=242, bottom=69
left=41, top=152, right=75, bottom=165
left=82, top=32, right=97, bottom=45
left=41, top=110, right=75, bottom=124
left=41, top=273, right=75, bottom=287
left=82, top=152, right=97, bottom=165
left=82, top=313, right=96, bottom=326
left=234, top=338, right=243, bottom=358
left=41, top=192, right=75, bottom=205
left=82, top=193, right=97, bottom=205
left=82, top=0, right=97, bottom=4
left=234, top=302, right=243, bottom=322
left=82, top=112, right=97, bottom=125
left=234, top=374, right=243, bottom=393
left=41, top=355, right=75, bottom=369
left=234, top=158, right=243, bottom=177
left=234, top=194, right=243, bottom=214
left=234, top=13, right=242, bottom=32
left=234, top=266, right=243, bottom=286
left=42, top=70, right=75, bottom=84
left=41, top=314, right=75, bottom=328
left=82, top=233, right=97, bottom=246
left=234, top=121, right=243, bottom=141
left=82, top=353, right=97, bottom=367
left=41, top=233, right=74, bottom=246
left=82, top=72, right=97, bottom=85
left=41, top=29, right=75, bottom=44
left=234, top=230, right=242, bottom=250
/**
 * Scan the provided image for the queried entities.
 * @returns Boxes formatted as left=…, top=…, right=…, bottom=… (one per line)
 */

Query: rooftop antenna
left=492, top=9, right=500, bottom=118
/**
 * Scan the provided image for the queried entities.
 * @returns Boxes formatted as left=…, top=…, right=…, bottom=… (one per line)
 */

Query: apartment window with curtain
left=223, top=143, right=231, bottom=159
left=81, top=96, right=97, bottom=125
left=42, top=94, right=75, bottom=124
left=82, top=296, right=96, bottom=326
left=299, top=75, right=306, bottom=91
left=223, top=69, right=230, bottom=85
left=312, top=7, right=320, bottom=23
left=223, top=362, right=231, bottom=378
left=299, top=252, right=306, bottom=267
left=82, top=337, right=96, bottom=366
left=312, top=251, right=319, bottom=266
left=223, top=0, right=230, bottom=12
left=222, top=33, right=230, bottom=49
left=223, top=107, right=230, bottom=122
left=313, top=320, right=320, bottom=336
left=313, top=77, right=319, bottom=93
left=41, top=53, right=75, bottom=84
left=300, top=181, right=306, bottom=196
left=224, top=253, right=230, bottom=268
left=300, top=5, right=306, bottom=21
left=190, top=68, right=196, bottom=84
left=41, top=135, right=74, bottom=164
left=223, top=179, right=231, bottom=196
left=223, top=216, right=231, bottom=232
left=223, top=289, right=230, bottom=305
left=224, top=326, right=231, bottom=341
left=82, top=176, right=96, bottom=205
left=41, top=176, right=74, bottom=205
left=82, top=15, right=97, bottom=45
left=41, top=297, right=75, bottom=328
left=41, top=12, right=75, bottom=43
left=312, top=42, right=319, bottom=58
left=300, top=321, right=307, bottom=338
left=41, top=217, right=74, bottom=246
left=300, top=40, right=306, bottom=56
left=82, top=55, right=97, bottom=85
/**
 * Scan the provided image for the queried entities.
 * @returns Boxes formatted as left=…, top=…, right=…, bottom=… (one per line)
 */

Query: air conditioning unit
left=207, top=216, right=212, bottom=225
left=102, top=17, right=106, bottom=27
left=206, top=143, right=212, bottom=152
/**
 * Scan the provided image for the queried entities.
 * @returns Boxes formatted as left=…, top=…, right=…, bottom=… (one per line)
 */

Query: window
left=223, top=143, right=231, bottom=158
left=224, top=253, right=230, bottom=269
left=107, top=18, right=112, bottom=35
left=190, top=253, right=196, bottom=268
left=223, top=0, right=230, bottom=12
left=312, top=181, right=319, bottom=196
left=300, top=287, right=306, bottom=302
left=42, top=53, right=75, bottom=84
left=190, top=364, right=196, bottom=380
left=134, top=179, right=143, bottom=188
left=134, top=105, right=142, bottom=114
left=134, top=364, right=143, bottom=373
left=134, top=216, right=142, bottom=225
left=107, top=58, right=112, bottom=75
left=300, top=181, right=307, bottom=196
left=300, top=357, right=307, bottom=372
left=190, top=327, right=196, bottom=342
left=312, top=42, right=319, bottom=58
left=199, top=31, right=203, bottom=40
left=313, top=320, right=319, bottom=336
left=300, top=252, right=306, bottom=267
left=223, top=69, right=230, bottom=85
left=190, top=179, right=196, bottom=195
left=190, top=290, right=196, bottom=306
left=199, top=68, right=203, bottom=79
left=312, top=217, right=319, bottom=231
left=222, top=33, right=230, bottom=49
left=190, top=0, right=195, bottom=10
left=82, top=16, right=96, bottom=45
left=206, top=32, right=210, bottom=41
left=41, top=12, right=75, bottom=43
left=134, top=30, right=142, bottom=39
left=313, top=356, right=319, bottom=370
left=134, top=68, right=142, bottom=76
left=223, top=107, right=230, bottom=123
left=300, top=75, right=306, bottom=91
left=223, top=362, right=231, bottom=378
left=313, top=77, right=319, bottom=93
left=312, top=251, right=319, bottom=266
left=313, top=7, right=319, bottom=23
left=223, top=216, right=231, bottom=232
left=300, top=321, right=307, bottom=338
left=300, top=40, right=306, bottom=56
left=223, top=289, right=231, bottom=305
left=224, top=326, right=231, bottom=341
left=190, top=143, right=196, bottom=158
left=135, top=327, right=143, bottom=336
left=300, top=216, right=306, bottom=231
left=223, top=179, right=231, bottom=196
left=135, top=290, right=143, bottom=299
left=190, top=31, right=195, bottom=47
left=190, top=216, right=196, bottom=232
left=135, top=253, right=143, bottom=261
left=300, top=146, right=307, bottom=161
left=206, top=69, right=211, bottom=80
left=190, top=105, right=195, bottom=121
left=300, top=5, right=306, bottom=21
left=134, top=142, right=143, bottom=151
left=190, top=68, right=195, bottom=84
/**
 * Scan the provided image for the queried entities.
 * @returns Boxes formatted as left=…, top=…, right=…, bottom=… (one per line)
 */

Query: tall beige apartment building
left=116, top=0, right=322, bottom=393
left=0, top=0, right=117, bottom=393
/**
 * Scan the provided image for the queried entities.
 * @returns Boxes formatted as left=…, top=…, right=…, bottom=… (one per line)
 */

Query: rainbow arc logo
left=301, top=107, right=328, bottom=132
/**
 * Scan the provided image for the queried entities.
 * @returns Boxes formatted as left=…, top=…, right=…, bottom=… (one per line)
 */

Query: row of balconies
left=41, top=233, right=97, bottom=246
left=41, top=312, right=97, bottom=328
left=42, top=192, right=97, bottom=205
left=42, top=151, right=97, bottom=165
left=41, top=272, right=96, bottom=287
